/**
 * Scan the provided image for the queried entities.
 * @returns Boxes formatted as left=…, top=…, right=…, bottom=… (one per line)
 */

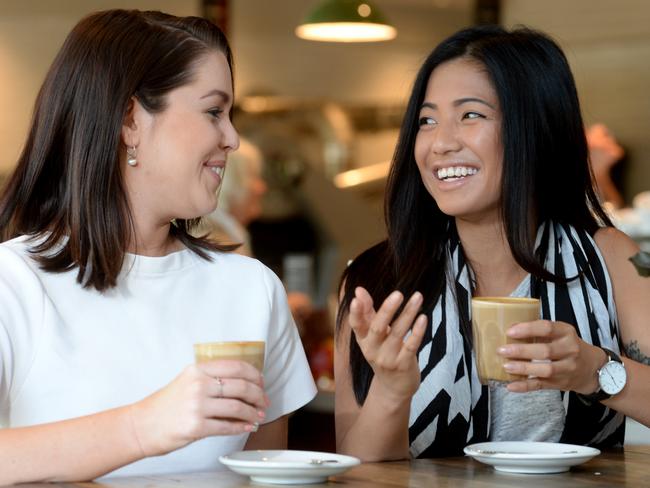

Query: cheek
left=414, top=134, right=427, bottom=169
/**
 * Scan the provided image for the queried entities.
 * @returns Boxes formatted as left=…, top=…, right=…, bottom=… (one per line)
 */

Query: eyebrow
left=420, top=97, right=496, bottom=111
left=200, top=89, right=231, bottom=103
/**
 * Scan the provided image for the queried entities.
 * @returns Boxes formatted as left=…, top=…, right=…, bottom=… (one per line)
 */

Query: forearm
left=602, top=357, right=650, bottom=426
left=0, top=405, right=144, bottom=485
left=337, top=380, right=412, bottom=462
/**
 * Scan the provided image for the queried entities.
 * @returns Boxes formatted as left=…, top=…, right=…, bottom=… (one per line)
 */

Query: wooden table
left=16, top=446, right=649, bottom=488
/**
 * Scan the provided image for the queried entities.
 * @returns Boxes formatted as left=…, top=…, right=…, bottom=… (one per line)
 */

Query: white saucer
left=219, top=449, right=361, bottom=484
left=464, top=441, right=600, bottom=474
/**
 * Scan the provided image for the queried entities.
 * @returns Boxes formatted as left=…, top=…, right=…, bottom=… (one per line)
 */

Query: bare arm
left=595, top=227, right=650, bottom=425
left=0, top=360, right=266, bottom=485
left=335, top=324, right=412, bottom=461
left=501, top=228, right=650, bottom=426
left=0, top=406, right=143, bottom=484
left=335, top=288, right=426, bottom=461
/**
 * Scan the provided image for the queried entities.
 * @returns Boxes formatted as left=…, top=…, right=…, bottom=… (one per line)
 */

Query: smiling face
left=123, top=50, right=239, bottom=226
left=414, top=57, right=503, bottom=224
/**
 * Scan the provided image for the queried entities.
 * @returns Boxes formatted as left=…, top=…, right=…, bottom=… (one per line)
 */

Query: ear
left=121, top=97, right=145, bottom=148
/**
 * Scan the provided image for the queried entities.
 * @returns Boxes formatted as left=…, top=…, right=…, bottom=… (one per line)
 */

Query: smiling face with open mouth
left=414, top=57, right=503, bottom=223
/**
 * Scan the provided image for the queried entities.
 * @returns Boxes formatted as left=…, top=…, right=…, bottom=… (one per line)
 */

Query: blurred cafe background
left=1, top=0, right=650, bottom=450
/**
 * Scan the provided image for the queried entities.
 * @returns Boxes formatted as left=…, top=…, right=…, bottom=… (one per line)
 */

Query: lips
left=437, top=166, right=478, bottom=181
left=204, top=160, right=226, bottom=180
left=432, top=163, right=480, bottom=182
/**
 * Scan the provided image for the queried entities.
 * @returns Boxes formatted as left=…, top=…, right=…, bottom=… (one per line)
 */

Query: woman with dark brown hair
left=0, top=10, right=315, bottom=483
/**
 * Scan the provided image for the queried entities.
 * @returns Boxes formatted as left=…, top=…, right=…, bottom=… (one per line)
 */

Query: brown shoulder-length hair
left=0, top=9, right=238, bottom=291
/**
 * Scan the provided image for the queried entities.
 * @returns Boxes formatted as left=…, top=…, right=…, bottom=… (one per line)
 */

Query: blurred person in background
left=200, top=137, right=314, bottom=332
left=202, top=137, right=266, bottom=256
left=587, top=123, right=626, bottom=209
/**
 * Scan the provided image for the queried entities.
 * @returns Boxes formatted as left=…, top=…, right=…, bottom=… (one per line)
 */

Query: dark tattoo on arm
left=624, top=340, right=650, bottom=365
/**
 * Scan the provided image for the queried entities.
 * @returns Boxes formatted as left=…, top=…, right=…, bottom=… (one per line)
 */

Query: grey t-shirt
left=488, top=275, right=565, bottom=442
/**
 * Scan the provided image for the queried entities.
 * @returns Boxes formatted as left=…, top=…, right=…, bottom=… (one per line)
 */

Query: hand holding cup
left=128, top=341, right=267, bottom=458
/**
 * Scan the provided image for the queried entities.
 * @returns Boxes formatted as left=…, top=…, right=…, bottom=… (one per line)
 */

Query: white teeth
left=436, top=166, right=477, bottom=180
left=210, top=166, right=224, bottom=178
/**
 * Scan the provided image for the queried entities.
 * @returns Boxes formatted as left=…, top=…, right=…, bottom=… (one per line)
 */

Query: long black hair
left=336, top=25, right=612, bottom=405
left=0, top=10, right=237, bottom=291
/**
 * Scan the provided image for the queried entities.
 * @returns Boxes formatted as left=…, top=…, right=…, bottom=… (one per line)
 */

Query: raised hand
left=349, top=287, right=427, bottom=401
left=496, top=320, right=606, bottom=394
left=129, top=359, right=268, bottom=457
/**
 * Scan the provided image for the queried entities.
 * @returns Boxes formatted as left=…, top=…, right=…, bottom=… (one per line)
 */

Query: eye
left=463, top=111, right=485, bottom=120
left=207, top=108, right=223, bottom=119
left=418, top=116, right=437, bottom=127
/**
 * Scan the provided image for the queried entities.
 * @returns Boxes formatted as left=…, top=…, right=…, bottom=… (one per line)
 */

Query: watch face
left=599, top=361, right=627, bottom=395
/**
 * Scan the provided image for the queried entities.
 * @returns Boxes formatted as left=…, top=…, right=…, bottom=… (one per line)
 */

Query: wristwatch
left=578, top=347, right=627, bottom=404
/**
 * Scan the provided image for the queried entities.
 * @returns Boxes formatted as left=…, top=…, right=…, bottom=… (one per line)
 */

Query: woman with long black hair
left=335, top=25, right=650, bottom=461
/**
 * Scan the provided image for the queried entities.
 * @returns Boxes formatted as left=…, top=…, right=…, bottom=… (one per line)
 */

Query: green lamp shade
left=296, top=0, right=397, bottom=42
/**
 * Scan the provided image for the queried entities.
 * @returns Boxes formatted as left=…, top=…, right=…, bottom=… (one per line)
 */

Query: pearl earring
left=127, top=146, right=137, bottom=167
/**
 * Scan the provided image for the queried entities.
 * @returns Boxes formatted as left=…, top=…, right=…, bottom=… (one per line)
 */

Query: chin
left=178, top=204, right=217, bottom=221
left=434, top=202, right=469, bottom=218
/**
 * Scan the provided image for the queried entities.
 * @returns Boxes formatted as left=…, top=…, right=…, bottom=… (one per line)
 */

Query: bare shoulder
left=593, top=226, right=639, bottom=257
left=594, top=227, right=650, bottom=361
left=593, top=227, right=641, bottom=277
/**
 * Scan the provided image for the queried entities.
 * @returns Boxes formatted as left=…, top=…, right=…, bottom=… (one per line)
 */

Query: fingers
left=506, top=320, right=559, bottom=340
left=506, top=320, right=563, bottom=341
left=349, top=289, right=427, bottom=371
left=202, top=418, right=260, bottom=436
left=206, top=377, right=268, bottom=410
left=196, top=359, right=263, bottom=387
left=202, top=397, right=266, bottom=426
left=348, top=287, right=376, bottom=340
left=388, top=292, right=423, bottom=341
left=383, top=292, right=425, bottom=360
left=396, top=314, right=428, bottom=362
left=351, top=290, right=403, bottom=348
left=503, top=357, right=576, bottom=379
left=365, top=291, right=404, bottom=347
left=498, top=336, right=579, bottom=361
left=500, top=321, right=580, bottom=365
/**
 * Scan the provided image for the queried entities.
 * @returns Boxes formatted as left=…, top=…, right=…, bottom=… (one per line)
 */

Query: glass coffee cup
left=193, top=341, right=265, bottom=371
left=471, top=297, right=540, bottom=384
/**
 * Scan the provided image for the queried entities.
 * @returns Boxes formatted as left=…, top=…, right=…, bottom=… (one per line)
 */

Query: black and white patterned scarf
left=408, top=221, right=625, bottom=457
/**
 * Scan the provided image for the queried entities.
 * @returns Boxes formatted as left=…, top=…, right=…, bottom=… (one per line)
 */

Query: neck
left=127, top=215, right=183, bottom=257
left=455, top=218, right=526, bottom=297
left=125, top=176, right=185, bottom=256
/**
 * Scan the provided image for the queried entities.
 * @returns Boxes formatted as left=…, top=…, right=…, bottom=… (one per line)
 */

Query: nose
left=221, top=117, right=240, bottom=154
left=430, top=121, right=462, bottom=155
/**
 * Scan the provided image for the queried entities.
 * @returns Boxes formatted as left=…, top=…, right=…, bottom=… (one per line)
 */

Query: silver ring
left=216, top=377, right=224, bottom=398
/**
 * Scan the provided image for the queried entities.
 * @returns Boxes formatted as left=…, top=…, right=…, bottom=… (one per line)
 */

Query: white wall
left=502, top=0, right=650, bottom=202
left=0, top=0, right=200, bottom=174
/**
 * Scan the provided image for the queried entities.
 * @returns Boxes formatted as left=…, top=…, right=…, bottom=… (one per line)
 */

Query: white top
left=0, top=236, right=317, bottom=477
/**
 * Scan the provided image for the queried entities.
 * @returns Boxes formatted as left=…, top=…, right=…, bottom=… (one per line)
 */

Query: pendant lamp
left=296, top=0, right=397, bottom=42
